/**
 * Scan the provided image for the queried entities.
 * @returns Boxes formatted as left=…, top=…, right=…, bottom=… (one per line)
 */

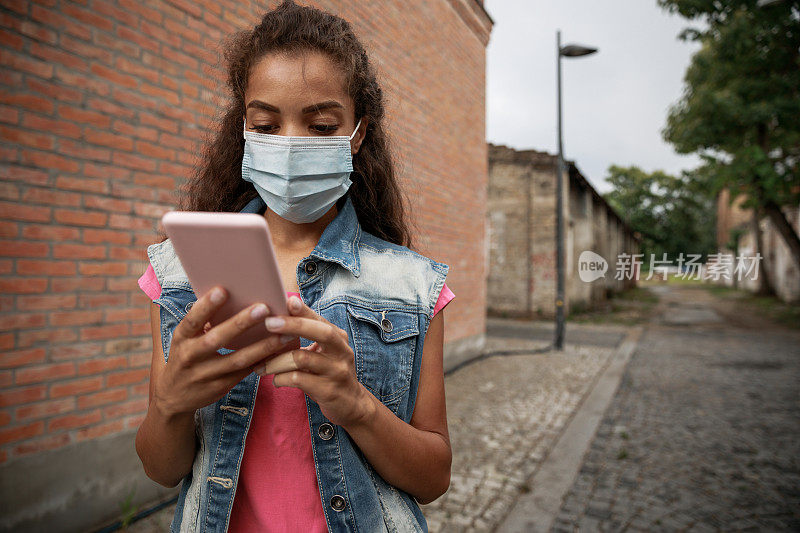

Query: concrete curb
left=495, top=326, right=644, bottom=533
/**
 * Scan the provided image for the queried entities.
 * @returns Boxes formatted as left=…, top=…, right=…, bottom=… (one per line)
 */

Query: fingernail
left=265, top=317, right=284, bottom=330
left=289, top=296, right=301, bottom=312
left=279, top=334, right=294, bottom=344
left=251, top=304, right=268, bottom=320
left=210, top=288, right=224, bottom=304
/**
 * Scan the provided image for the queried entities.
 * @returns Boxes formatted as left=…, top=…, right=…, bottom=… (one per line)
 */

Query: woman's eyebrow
left=301, top=100, right=344, bottom=114
left=246, top=100, right=280, bottom=113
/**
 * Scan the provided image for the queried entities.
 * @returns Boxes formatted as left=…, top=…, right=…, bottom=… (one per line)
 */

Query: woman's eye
left=252, top=124, right=277, bottom=133
left=311, top=124, right=340, bottom=134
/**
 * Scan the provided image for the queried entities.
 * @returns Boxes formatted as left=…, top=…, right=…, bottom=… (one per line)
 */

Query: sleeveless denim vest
left=146, top=194, right=449, bottom=532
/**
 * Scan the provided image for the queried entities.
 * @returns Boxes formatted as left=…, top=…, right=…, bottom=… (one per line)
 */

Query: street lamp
left=555, top=30, right=597, bottom=351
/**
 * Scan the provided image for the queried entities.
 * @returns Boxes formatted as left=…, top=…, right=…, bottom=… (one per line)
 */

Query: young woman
left=134, top=2, right=454, bottom=531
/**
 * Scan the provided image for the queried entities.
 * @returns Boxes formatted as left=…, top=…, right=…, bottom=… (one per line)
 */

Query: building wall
left=734, top=205, right=800, bottom=303
left=0, top=1, right=492, bottom=530
left=487, top=143, right=638, bottom=319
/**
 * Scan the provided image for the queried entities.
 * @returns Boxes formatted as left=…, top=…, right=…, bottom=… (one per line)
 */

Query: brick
left=82, top=228, right=132, bottom=245
left=112, top=120, right=158, bottom=142
left=53, top=242, right=106, bottom=259
left=135, top=139, right=174, bottom=160
left=106, top=368, right=149, bottom=387
left=55, top=175, right=109, bottom=194
left=61, top=3, right=114, bottom=32
left=17, top=294, right=77, bottom=311
left=54, top=138, right=111, bottom=162
left=16, top=259, right=75, bottom=276
left=0, top=333, right=13, bottom=350
left=0, top=124, right=54, bottom=150
left=93, top=30, right=139, bottom=60
left=110, top=246, right=147, bottom=261
left=84, top=127, right=134, bottom=151
left=0, top=165, right=48, bottom=185
left=0, top=49, right=53, bottom=79
left=0, top=104, right=19, bottom=123
left=48, top=409, right=102, bottom=432
left=30, top=5, right=92, bottom=40
left=21, top=187, right=82, bottom=207
left=15, top=397, right=75, bottom=420
left=139, top=111, right=178, bottom=133
left=105, top=308, right=148, bottom=324
left=49, top=342, right=103, bottom=361
left=113, top=151, right=157, bottom=172
left=83, top=194, right=132, bottom=213
left=0, top=312, right=45, bottom=331
left=77, top=355, right=127, bottom=375
left=0, top=182, right=19, bottom=200
left=0, top=240, right=49, bottom=257
left=26, top=79, right=81, bottom=105
left=0, top=221, right=18, bottom=237
left=22, top=114, right=82, bottom=140
left=50, top=277, right=105, bottom=292
left=79, top=324, right=130, bottom=341
left=17, top=328, right=79, bottom=348
left=74, top=418, right=124, bottom=441
left=0, top=348, right=46, bottom=368
left=0, top=259, right=12, bottom=274
left=29, top=42, right=89, bottom=72
left=0, top=420, right=44, bottom=445
left=84, top=161, right=131, bottom=181
left=0, top=280, right=48, bottom=296
left=104, top=397, right=146, bottom=418
left=78, top=262, right=128, bottom=276
left=90, top=63, right=138, bottom=89
left=20, top=150, right=80, bottom=173
left=79, top=293, right=128, bottom=308
left=54, top=66, right=110, bottom=97
left=109, top=213, right=154, bottom=230
left=58, top=105, right=112, bottom=129
left=77, top=388, right=127, bottom=410
left=58, top=34, right=113, bottom=65
left=11, top=432, right=71, bottom=457
left=15, top=363, right=75, bottom=385
left=49, top=376, right=103, bottom=398
left=116, top=25, right=160, bottom=55
left=49, top=309, right=103, bottom=327
left=21, top=224, right=80, bottom=241
left=0, top=385, right=47, bottom=407
left=87, top=97, right=135, bottom=119
left=115, top=56, right=159, bottom=85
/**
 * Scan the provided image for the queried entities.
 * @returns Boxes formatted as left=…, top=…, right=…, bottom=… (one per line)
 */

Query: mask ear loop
left=349, top=118, right=362, bottom=141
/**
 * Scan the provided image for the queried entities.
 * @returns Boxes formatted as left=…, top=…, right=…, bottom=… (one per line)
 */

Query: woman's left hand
left=253, top=295, right=374, bottom=428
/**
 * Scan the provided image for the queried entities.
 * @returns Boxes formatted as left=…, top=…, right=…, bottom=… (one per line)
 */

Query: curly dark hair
left=172, top=0, right=412, bottom=247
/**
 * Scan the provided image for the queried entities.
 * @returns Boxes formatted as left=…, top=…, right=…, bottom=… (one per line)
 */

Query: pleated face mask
left=241, top=118, right=361, bottom=223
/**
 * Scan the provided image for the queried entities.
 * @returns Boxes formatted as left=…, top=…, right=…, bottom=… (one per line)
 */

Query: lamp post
left=555, top=30, right=597, bottom=351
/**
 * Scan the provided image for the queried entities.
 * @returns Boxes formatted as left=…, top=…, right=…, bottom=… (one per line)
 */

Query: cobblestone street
left=552, top=286, right=800, bottom=531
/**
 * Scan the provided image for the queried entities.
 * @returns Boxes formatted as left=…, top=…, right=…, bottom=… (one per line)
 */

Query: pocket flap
left=346, top=304, right=419, bottom=342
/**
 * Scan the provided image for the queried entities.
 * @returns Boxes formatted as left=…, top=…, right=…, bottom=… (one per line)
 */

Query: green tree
left=658, top=0, right=800, bottom=269
left=604, top=165, right=717, bottom=266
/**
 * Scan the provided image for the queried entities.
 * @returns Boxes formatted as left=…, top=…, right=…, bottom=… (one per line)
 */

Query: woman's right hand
left=152, top=286, right=294, bottom=418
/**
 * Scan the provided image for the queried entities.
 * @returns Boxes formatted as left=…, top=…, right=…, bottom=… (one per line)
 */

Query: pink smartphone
left=161, top=210, right=288, bottom=351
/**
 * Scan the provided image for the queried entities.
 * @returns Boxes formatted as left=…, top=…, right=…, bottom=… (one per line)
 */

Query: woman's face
left=243, top=50, right=365, bottom=153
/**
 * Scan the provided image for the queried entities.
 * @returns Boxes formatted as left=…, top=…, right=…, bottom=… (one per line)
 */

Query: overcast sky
left=484, top=0, right=703, bottom=192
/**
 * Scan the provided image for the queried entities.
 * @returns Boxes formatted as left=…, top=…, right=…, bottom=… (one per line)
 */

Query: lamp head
left=560, top=44, right=598, bottom=57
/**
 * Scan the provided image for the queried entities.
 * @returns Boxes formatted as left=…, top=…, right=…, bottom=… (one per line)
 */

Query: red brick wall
left=0, top=0, right=491, bottom=464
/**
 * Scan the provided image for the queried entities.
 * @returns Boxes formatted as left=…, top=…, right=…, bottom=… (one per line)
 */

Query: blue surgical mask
left=241, top=118, right=362, bottom=223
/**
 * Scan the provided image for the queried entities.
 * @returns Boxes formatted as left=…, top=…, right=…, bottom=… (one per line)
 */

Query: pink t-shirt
left=138, top=264, right=454, bottom=532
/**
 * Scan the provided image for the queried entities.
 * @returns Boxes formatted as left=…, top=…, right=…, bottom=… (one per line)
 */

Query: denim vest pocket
left=346, top=302, right=419, bottom=413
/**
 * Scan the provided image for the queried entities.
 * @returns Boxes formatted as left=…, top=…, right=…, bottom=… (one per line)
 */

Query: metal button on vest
left=318, top=423, right=334, bottom=440
left=330, top=494, right=346, bottom=511
left=304, top=261, right=317, bottom=276
left=380, top=318, right=393, bottom=333
left=185, top=301, right=194, bottom=312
